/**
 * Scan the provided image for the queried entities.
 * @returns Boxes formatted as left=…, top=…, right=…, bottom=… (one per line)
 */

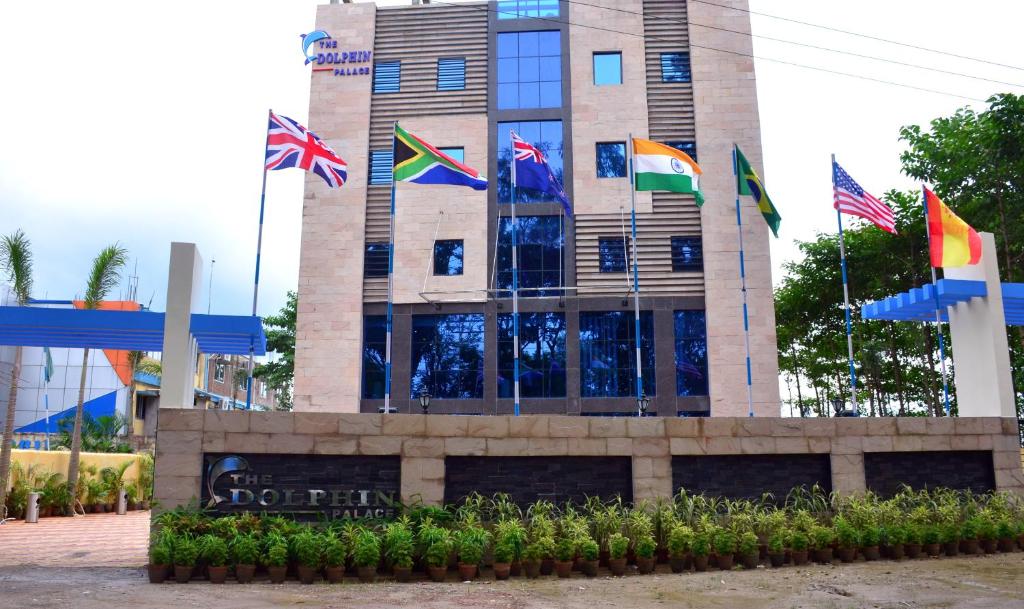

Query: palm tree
left=65, top=244, right=128, bottom=515
left=0, top=230, right=33, bottom=515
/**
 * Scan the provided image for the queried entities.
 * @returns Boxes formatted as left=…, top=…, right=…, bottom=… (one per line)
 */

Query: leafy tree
left=253, top=291, right=296, bottom=411
left=0, top=230, right=33, bottom=513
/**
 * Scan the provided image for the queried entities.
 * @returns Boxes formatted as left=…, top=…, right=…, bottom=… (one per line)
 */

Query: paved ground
left=0, top=510, right=149, bottom=567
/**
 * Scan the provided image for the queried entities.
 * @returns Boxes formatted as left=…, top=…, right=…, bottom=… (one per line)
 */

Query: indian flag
left=632, top=138, right=704, bottom=205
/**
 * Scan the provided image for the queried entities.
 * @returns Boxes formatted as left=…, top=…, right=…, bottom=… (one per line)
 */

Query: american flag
left=832, top=161, right=895, bottom=233
left=265, top=111, right=347, bottom=188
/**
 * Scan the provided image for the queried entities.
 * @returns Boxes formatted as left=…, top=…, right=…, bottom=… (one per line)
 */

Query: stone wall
left=153, top=411, right=1024, bottom=513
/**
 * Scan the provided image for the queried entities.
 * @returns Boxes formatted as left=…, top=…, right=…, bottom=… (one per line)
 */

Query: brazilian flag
left=735, top=145, right=781, bottom=238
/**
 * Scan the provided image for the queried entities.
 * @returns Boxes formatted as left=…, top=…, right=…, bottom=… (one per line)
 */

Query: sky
left=1, top=0, right=1022, bottom=320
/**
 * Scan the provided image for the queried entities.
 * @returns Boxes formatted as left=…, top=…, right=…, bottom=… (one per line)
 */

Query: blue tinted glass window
left=437, top=57, right=466, bottom=91
left=497, top=312, right=567, bottom=398
left=369, top=150, right=393, bottom=185
left=598, top=237, right=628, bottom=273
left=596, top=142, right=627, bottom=178
left=373, top=61, right=400, bottom=93
left=410, top=314, right=485, bottom=399
left=438, top=147, right=464, bottom=163
left=364, top=242, right=389, bottom=277
left=433, top=239, right=464, bottom=276
left=496, top=31, right=561, bottom=109
left=593, top=52, right=622, bottom=85
left=497, top=120, right=563, bottom=204
left=497, top=0, right=560, bottom=19
left=671, top=236, right=703, bottom=271
left=580, top=311, right=656, bottom=397
left=362, top=316, right=386, bottom=399
left=664, top=141, right=697, bottom=162
left=674, top=310, right=708, bottom=396
left=661, top=52, right=691, bottom=83
left=497, top=216, right=564, bottom=297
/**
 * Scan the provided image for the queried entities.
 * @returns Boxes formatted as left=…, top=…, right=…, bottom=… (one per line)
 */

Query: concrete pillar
left=944, top=233, right=1015, bottom=418
left=160, top=243, right=203, bottom=409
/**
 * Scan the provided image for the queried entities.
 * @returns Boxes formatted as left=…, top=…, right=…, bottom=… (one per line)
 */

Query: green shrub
left=884, top=523, right=908, bottom=546
left=291, top=529, right=322, bottom=568
left=835, top=518, right=859, bottom=549
left=494, top=519, right=528, bottom=561
left=939, top=522, right=960, bottom=544
left=904, top=523, right=923, bottom=545
left=767, top=530, right=785, bottom=554
left=996, top=519, right=1015, bottom=539
left=150, top=541, right=171, bottom=565
left=455, top=525, right=490, bottom=565
left=921, top=524, right=942, bottom=545
left=960, top=517, right=980, bottom=541
left=555, top=536, right=576, bottom=561
left=383, top=521, right=415, bottom=569
left=608, top=532, right=629, bottom=560
left=523, top=536, right=552, bottom=562
left=667, top=525, right=693, bottom=558
left=231, top=534, right=260, bottom=566
left=493, top=539, right=515, bottom=564
left=580, top=537, right=599, bottom=561
left=323, top=534, right=347, bottom=568
left=635, top=534, right=657, bottom=559
left=691, top=531, right=711, bottom=557
left=713, top=529, right=736, bottom=556
left=811, top=525, right=834, bottom=551
left=423, top=527, right=452, bottom=568
left=788, top=530, right=809, bottom=552
left=860, top=525, right=882, bottom=547
left=738, top=531, right=758, bottom=556
left=264, top=537, right=290, bottom=568
left=199, top=535, right=229, bottom=567
left=352, top=530, right=381, bottom=568
left=173, top=537, right=199, bottom=568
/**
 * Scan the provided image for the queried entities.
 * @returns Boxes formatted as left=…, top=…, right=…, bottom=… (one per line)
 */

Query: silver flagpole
left=246, top=108, right=272, bottom=410
left=628, top=134, right=643, bottom=415
left=921, top=185, right=951, bottom=416
left=733, top=146, right=755, bottom=418
left=833, top=155, right=859, bottom=415
left=385, top=123, right=398, bottom=413
left=511, top=132, right=521, bottom=416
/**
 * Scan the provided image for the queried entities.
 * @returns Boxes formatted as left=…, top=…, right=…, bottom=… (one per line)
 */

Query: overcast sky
left=1, top=1, right=1022, bottom=319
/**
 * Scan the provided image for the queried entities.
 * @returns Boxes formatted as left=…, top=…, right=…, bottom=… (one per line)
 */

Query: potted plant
left=996, top=519, right=1016, bottom=553
left=231, top=534, right=260, bottom=584
left=522, top=538, right=547, bottom=579
left=959, top=517, right=980, bottom=555
left=789, top=530, right=809, bottom=566
left=172, top=536, right=199, bottom=584
left=835, top=518, right=859, bottom=563
left=352, top=529, right=380, bottom=583
left=811, top=525, right=834, bottom=564
left=579, top=537, right=600, bottom=578
left=691, top=531, right=711, bottom=572
left=885, top=523, right=907, bottom=560
left=635, top=533, right=657, bottom=574
left=713, top=529, right=736, bottom=570
left=861, top=525, right=882, bottom=561
left=766, top=530, right=786, bottom=568
left=738, top=531, right=759, bottom=569
left=607, top=532, right=629, bottom=576
left=494, top=519, right=527, bottom=577
left=200, top=535, right=229, bottom=584
left=667, top=524, right=693, bottom=573
left=554, top=536, right=575, bottom=578
left=455, top=524, right=490, bottom=580
left=977, top=517, right=998, bottom=554
left=904, top=523, right=923, bottom=559
left=424, top=528, right=452, bottom=582
left=383, top=521, right=414, bottom=582
left=493, top=540, right=514, bottom=580
left=291, top=529, right=322, bottom=584
left=323, top=534, right=347, bottom=583
left=922, top=524, right=942, bottom=557
left=941, top=522, right=960, bottom=557
left=264, top=536, right=290, bottom=584
left=148, top=539, right=172, bottom=583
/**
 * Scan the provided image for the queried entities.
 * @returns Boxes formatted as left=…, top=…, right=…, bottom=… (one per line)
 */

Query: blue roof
left=0, top=307, right=266, bottom=355
left=862, top=279, right=1024, bottom=326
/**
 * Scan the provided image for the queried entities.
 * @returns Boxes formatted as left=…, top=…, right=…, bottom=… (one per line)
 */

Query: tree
left=66, top=244, right=128, bottom=514
left=253, top=291, right=296, bottom=411
left=0, top=230, right=33, bottom=514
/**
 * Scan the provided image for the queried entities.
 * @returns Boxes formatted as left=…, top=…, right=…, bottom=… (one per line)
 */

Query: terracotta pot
left=324, top=565, right=345, bottom=583
left=862, top=545, right=881, bottom=561
left=890, top=543, right=905, bottom=560
left=980, top=539, right=997, bottom=554
left=716, top=553, right=734, bottom=570
left=357, top=566, right=376, bottom=583
left=208, top=565, right=228, bottom=584
left=962, top=539, right=980, bottom=555
left=297, top=564, right=319, bottom=584
left=493, top=562, right=511, bottom=580
left=657, top=547, right=669, bottom=564
left=173, top=565, right=192, bottom=584
left=637, top=556, right=656, bottom=574
left=267, top=566, right=287, bottom=584
left=768, top=552, right=785, bottom=568
left=236, top=564, right=256, bottom=584
left=905, top=543, right=922, bottom=559
left=428, top=565, right=447, bottom=582
left=741, top=552, right=759, bottom=569
left=392, top=565, right=412, bottom=583
left=998, top=538, right=1015, bottom=553
left=815, top=548, right=833, bottom=564
left=458, top=563, right=478, bottom=580
left=693, top=555, right=709, bottom=572
left=925, top=543, right=942, bottom=557
left=837, top=547, right=856, bottom=563
left=669, top=556, right=688, bottom=573
left=147, top=564, right=169, bottom=584
left=540, top=558, right=554, bottom=575
left=943, top=542, right=959, bottom=557
left=582, top=559, right=599, bottom=578
left=524, top=560, right=542, bottom=579
left=599, top=549, right=610, bottom=568
left=554, top=560, right=573, bottom=578
left=790, top=550, right=809, bottom=566
left=510, top=560, right=522, bottom=577
left=608, top=557, right=627, bottom=576
left=141, top=501, right=151, bottom=510
left=759, top=544, right=768, bottom=560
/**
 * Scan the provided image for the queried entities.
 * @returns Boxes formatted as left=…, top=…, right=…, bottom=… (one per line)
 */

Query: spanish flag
left=735, top=145, right=781, bottom=238
left=924, top=187, right=982, bottom=268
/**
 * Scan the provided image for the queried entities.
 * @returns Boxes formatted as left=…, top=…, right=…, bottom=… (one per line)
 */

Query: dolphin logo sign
left=301, top=30, right=332, bottom=65
left=205, top=455, right=250, bottom=508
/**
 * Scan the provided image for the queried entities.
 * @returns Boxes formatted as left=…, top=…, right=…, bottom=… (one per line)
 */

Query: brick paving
left=0, top=510, right=148, bottom=567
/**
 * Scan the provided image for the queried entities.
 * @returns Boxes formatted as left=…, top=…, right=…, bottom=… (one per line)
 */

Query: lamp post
left=419, top=391, right=431, bottom=415
left=637, top=392, right=650, bottom=417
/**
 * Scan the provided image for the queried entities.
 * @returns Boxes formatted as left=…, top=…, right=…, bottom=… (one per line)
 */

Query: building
left=293, top=0, right=779, bottom=416
left=200, top=353, right=279, bottom=411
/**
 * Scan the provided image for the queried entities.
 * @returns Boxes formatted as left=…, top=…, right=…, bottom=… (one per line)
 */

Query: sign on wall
left=301, top=30, right=372, bottom=77
left=202, top=453, right=400, bottom=520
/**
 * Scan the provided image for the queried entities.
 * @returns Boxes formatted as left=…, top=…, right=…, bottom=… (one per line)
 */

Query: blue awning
left=0, top=307, right=266, bottom=355
left=862, top=279, right=1024, bottom=326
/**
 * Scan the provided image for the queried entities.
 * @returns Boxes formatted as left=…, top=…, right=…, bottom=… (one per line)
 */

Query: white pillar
left=944, top=232, right=1015, bottom=418
left=160, top=243, right=203, bottom=409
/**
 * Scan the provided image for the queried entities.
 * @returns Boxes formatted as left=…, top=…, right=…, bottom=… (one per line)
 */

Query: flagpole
left=43, top=352, right=50, bottom=451
left=733, top=146, right=755, bottom=418
left=628, top=134, right=644, bottom=415
left=833, top=154, right=859, bottom=416
left=510, top=132, right=521, bottom=417
left=921, top=185, right=951, bottom=416
left=385, top=122, right=398, bottom=413
left=246, top=108, right=273, bottom=411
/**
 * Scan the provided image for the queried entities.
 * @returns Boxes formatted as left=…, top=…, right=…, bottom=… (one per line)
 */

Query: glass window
left=497, top=312, right=566, bottom=398
left=373, top=61, right=401, bottom=93
left=593, top=52, right=622, bottom=85
left=437, top=57, right=466, bottom=91
left=671, top=236, right=703, bottom=272
left=497, top=120, right=563, bottom=204
left=596, top=142, right=627, bottom=178
left=664, top=141, right=697, bottom=162
left=410, top=314, right=485, bottom=399
left=497, top=0, right=560, bottom=18
left=438, top=147, right=464, bottom=163
left=580, top=311, right=656, bottom=397
left=497, top=215, right=564, bottom=297
left=660, top=52, right=691, bottom=83
left=598, top=237, right=629, bottom=273
left=433, top=239, right=464, bottom=276
left=214, top=363, right=225, bottom=382
left=362, top=316, right=386, bottom=399
left=674, top=310, right=708, bottom=396
left=259, top=382, right=268, bottom=398
left=364, top=242, right=390, bottom=277
left=369, top=150, right=393, bottom=185
left=496, top=31, right=561, bottom=109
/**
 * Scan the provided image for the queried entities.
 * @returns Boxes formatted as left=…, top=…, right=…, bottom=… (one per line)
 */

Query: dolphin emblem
left=301, top=30, right=332, bottom=65
left=206, top=455, right=250, bottom=508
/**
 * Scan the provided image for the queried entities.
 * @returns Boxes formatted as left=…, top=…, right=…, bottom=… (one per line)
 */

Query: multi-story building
left=294, top=0, right=779, bottom=416
left=201, top=354, right=279, bottom=411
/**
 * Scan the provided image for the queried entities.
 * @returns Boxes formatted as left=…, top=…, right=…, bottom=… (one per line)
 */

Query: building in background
left=200, top=353, right=278, bottom=411
left=293, top=0, right=779, bottom=416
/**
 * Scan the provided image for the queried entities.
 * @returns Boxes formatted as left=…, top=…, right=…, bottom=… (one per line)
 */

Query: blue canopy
left=862, top=279, right=1024, bottom=326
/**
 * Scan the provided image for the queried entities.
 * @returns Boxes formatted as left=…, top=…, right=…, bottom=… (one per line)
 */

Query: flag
left=265, top=112, right=348, bottom=188
left=632, top=138, right=704, bottom=205
left=924, top=187, right=982, bottom=268
left=43, top=346, right=54, bottom=383
left=833, top=161, right=896, bottom=234
left=393, top=124, right=487, bottom=190
left=512, top=130, right=572, bottom=217
left=735, top=145, right=781, bottom=237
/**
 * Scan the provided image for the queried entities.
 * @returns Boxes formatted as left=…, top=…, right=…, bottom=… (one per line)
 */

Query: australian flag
left=511, top=131, right=573, bottom=218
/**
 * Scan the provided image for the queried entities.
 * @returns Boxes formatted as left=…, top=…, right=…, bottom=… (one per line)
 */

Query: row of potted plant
left=4, top=455, right=153, bottom=518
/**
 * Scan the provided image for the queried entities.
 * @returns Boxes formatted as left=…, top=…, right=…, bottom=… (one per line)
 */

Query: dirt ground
left=2, top=553, right=1023, bottom=609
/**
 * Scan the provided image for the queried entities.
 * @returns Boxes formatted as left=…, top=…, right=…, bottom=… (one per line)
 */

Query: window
left=497, top=312, right=566, bottom=398
left=438, top=147, right=464, bottom=163
left=410, top=314, right=485, bottom=399
left=239, top=376, right=249, bottom=391
left=497, top=0, right=559, bottom=18
left=259, top=382, right=268, bottom=399
left=674, top=310, right=708, bottom=396
left=437, top=57, right=466, bottom=91
left=580, top=311, right=656, bottom=397
left=497, top=31, right=561, bottom=109
left=664, top=141, right=697, bottom=162
left=373, top=61, right=401, bottom=93
left=214, top=363, right=225, bottom=382
left=593, top=52, right=622, bottom=85
left=596, top=142, right=627, bottom=178
left=362, top=316, right=387, bottom=399
left=433, top=240, right=464, bottom=276
left=598, top=237, right=629, bottom=273
left=660, top=52, right=691, bottom=83
left=497, top=121, right=563, bottom=203
left=497, top=216, right=564, bottom=297
left=671, top=237, right=703, bottom=271
left=369, top=150, right=393, bottom=185
left=364, top=242, right=390, bottom=277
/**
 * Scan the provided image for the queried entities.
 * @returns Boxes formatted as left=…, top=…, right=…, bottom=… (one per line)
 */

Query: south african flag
left=393, top=124, right=488, bottom=190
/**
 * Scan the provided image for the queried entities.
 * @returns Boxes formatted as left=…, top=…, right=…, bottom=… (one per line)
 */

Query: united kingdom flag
left=265, top=111, right=347, bottom=188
